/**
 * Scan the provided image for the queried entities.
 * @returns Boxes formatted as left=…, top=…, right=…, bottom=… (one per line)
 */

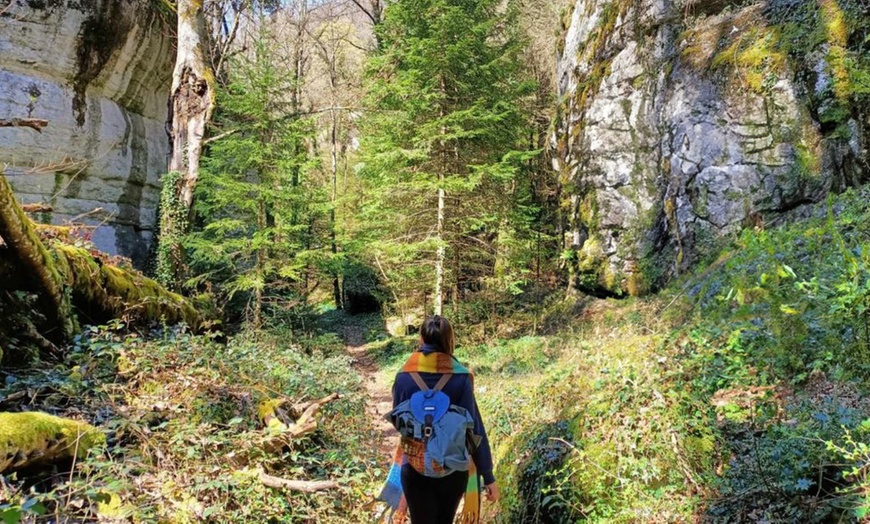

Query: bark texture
left=159, top=0, right=216, bottom=287
left=56, top=245, right=201, bottom=329
left=169, top=0, right=215, bottom=207
left=0, top=171, right=201, bottom=360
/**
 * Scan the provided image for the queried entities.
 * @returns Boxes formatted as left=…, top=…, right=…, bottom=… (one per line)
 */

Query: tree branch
left=258, top=469, right=340, bottom=492
left=21, top=203, right=53, bottom=213
left=202, top=129, right=237, bottom=145
left=0, top=119, right=49, bottom=132
left=347, top=0, right=377, bottom=25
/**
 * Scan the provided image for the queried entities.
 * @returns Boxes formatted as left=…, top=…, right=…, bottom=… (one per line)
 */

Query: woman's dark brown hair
left=419, top=315, right=455, bottom=355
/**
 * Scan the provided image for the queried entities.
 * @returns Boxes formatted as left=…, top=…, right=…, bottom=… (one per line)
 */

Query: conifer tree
left=357, top=0, right=536, bottom=315
left=186, top=33, right=322, bottom=327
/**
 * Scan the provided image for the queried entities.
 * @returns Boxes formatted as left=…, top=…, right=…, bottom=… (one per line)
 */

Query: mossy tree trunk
left=0, top=172, right=201, bottom=361
left=0, top=412, right=105, bottom=473
left=158, top=0, right=215, bottom=289
left=0, top=172, right=77, bottom=345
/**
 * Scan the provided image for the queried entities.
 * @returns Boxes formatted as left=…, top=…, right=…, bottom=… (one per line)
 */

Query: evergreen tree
left=357, top=0, right=536, bottom=315
left=186, top=33, right=323, bottom=327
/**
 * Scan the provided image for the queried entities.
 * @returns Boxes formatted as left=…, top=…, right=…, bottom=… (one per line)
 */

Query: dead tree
left=159, top=0, right=216, bottom=288
left=0, top=173, right=201, bottom=360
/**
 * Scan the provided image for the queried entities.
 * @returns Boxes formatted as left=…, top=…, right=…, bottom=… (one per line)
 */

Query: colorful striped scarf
left=379, top=351, right=481, bottom=524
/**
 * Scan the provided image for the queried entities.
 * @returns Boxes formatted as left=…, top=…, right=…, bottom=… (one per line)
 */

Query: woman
left=380, top=315, right=499, bottom=524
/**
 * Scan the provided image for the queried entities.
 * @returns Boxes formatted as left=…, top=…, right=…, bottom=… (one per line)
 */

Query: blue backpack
left=387, top=373, right=477, bottom=477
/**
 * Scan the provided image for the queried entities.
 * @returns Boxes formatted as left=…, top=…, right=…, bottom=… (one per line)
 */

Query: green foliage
left=156, top=170, right=186, bottom=289
left=689, top=187, right=870, bottom=382
left=187, top=33, right=326, bottom=324
left=356, top=0, right=540, bottom=312
left=712, top=0, right=870, bottom=135
left=439, top=188, right=870, bottom=522
left=0, top=322, right=377, bottom=522
left=826, top=420, right=870, bottom=519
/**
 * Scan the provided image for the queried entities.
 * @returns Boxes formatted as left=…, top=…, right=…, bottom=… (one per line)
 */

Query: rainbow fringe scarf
left=378, top=351, right=481, bottom=524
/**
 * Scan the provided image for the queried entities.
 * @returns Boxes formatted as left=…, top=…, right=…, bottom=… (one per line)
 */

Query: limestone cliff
left=0, top=0, right=174, bottom=266
left=554, top=0, right=869, bottom=295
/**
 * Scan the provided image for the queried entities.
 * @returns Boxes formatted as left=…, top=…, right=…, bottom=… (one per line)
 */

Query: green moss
left=53, top=243, right=200, bottom=329
left=711, top=25, right=787, bottom=93
left=0, top=412, right=105, bottom=472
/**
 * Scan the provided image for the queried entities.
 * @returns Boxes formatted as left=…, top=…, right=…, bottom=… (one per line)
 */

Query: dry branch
left=293, top=392, right=340, bottom=427
left=259, top=393, right=339, bottom=452
left=21, top=203, right=53, bottom=213
left=258, top=469, right=340, bottom=492
left=0, top=118, right=49, bottom=132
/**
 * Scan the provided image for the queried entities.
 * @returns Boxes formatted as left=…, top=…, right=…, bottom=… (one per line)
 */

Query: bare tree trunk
left=254, top=198, right=266, bottom=329
left=159, top=0, right=216, bottom=288
left=434, top=71, right=447, bottom=316
left=330, top=108, right=342, bottom=309
left=349, top=0, right=383, bottom=46
left=170, top=0, right=215, bottom=207
left=434, top=180, right=445, bottom=316
left=0, top=172, right=76, bottom=344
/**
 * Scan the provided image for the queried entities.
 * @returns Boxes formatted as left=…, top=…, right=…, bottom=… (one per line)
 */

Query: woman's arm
left=458, top=376, right=496, bottom=486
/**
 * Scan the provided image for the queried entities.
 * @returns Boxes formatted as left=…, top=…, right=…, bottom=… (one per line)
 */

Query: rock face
left=554, top=0, right=869, bottom=295
left=0, top=0, right=174, bottom=266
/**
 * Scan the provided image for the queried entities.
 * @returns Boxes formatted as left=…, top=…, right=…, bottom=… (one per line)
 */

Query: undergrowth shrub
left=0, top=323, right=378, bottom=523
left=470, top=188, right=870, bottom=522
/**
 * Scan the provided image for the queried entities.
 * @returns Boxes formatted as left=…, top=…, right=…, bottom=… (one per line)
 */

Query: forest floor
left=340, top=322, right=398, bottom=461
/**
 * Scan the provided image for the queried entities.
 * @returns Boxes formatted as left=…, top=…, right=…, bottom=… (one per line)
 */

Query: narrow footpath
left=341, top=325, right=399, bottom=461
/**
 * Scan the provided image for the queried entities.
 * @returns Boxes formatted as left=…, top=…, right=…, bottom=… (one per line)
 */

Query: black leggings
left=401, top=464, right=469, bottom=524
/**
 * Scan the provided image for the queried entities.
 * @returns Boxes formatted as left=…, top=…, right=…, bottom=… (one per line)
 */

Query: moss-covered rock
left=554, top=0, right=869, bottom=297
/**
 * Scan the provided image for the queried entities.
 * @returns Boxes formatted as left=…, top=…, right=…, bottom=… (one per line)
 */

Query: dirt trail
left=341, top=325, right=398, bottom=460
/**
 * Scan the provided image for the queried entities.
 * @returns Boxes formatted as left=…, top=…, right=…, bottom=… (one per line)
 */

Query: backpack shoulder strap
left=432, top=373, right=452, bottom=392
left=408, top=372, right=429, bottom=392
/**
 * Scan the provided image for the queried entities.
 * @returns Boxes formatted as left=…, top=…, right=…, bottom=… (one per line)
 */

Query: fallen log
left=0, top=411, right=105, bottom=473
left=0, top=172, right=77, bottom=344
left=55, top=244, right=201, bottom=329
left=0, top=170, right=202, bottom=360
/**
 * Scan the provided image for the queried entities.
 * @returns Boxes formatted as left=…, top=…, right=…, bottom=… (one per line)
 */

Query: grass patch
left=462, top=187, right=870, bottom=522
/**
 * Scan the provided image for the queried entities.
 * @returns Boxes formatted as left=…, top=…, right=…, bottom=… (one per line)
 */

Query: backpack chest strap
left=409, top=372, right=453, bottom=393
